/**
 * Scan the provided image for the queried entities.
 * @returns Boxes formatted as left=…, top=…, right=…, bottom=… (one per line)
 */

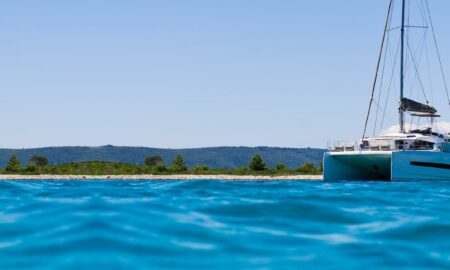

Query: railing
left=328, top=139, right=438, bottom=152
left=328, top=141, right=359, bottom=152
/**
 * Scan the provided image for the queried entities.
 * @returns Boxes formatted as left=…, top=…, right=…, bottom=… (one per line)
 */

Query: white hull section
left=324, top=150, right=450, bottom=181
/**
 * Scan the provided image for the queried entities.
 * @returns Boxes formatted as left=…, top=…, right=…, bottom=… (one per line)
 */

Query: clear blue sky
left=1, top=0, right=450, bottom=149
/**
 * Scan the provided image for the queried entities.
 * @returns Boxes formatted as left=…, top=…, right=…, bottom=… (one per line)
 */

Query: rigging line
left=403, top=24, right=427, bottom=95
left=379, top=112, right=398, bottom=132
left=434, top=119, right=440, bottom=134
left=387, top=25, right=427, bottom=31
left=373, top=99, right=396, bottom=126
left=405, top=0, right=411, bottom=81
left=375, top=18, right=398, bottom=134
left=372, top=48, right=388, bottom=136
left=424, top=0, right=450, bottom=107
left=373, top=5, right=394, bottom=136
left=418, top=0, right=428, bottom=28
left=411, top=25, right=428, bottom=68
left=380, top=40, right=401, bottom=134
left=406, top=33, right=428, bottom=103
left=419, top=0, right=433, bottom=104
left=362, top=0, right=394, bottom=140
left=424, top=35, right=434, bottom=104
left=415, top=34, right=428, bottom=100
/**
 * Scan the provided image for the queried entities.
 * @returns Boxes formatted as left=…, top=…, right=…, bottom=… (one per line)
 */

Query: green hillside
left=0, top=146, right=325, bottom=169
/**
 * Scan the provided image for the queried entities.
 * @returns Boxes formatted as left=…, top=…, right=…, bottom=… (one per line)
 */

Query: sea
left=0, top=179, right=449, bottom=270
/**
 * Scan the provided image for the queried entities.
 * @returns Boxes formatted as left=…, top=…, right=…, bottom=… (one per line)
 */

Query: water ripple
left=0, top=180, right=449, bottom=270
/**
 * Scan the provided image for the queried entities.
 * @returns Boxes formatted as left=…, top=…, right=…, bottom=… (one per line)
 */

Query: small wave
left=246, top=226, right=288, bottom=236
left=348, top=216, right=434, bottom=234
left=101, top=196, right=156, bottom=204
left=0, top=240, right=22, bottom=249
left=168, top=211, right=227, bottom=230
left=377, top=222, right=450, bottom=242
left=0, top=212, right=24, bottom=224
left=294, top=233, right=361, bottom=245
left=239, top=198, right=276, bottom=204
left=340, top=207, right=378, bottom=215
left=171, top=240, right=217, bottom=250
left=36, top=197, right=90, bottom=204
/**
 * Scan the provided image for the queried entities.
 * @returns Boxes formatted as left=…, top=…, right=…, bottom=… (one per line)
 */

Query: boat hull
left=324, top=150, right=450, bottom=181
left=392, top=151, right=450, bottom=180
left=323, top=151, right=392, bottom=181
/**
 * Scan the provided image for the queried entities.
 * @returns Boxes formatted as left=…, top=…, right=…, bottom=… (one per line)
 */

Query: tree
left=297, top=162, right=316, bottom=174
left=276, top=163, right=287, bottom=171
left=249, top=154, right=267, bottom=171
left=171, top=154, right=187, bottom=172
left=5, top=154, right=22, bottom=173
left=145, top=156, right=164, bottom=167
left=29, top=156, right=49, bottom=167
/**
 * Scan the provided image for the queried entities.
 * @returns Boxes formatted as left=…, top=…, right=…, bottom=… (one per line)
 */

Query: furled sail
left=400, top=98, right=437, bottom=116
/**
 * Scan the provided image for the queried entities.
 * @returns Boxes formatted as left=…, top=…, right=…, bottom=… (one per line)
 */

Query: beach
left=0, top=174, right=323, bottom=181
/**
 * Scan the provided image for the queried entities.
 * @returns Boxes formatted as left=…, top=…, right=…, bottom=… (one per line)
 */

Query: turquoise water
left=0, top=180, right=449, bottom=270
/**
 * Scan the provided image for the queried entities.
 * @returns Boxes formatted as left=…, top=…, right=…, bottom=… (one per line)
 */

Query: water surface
left=0, top=179, right=449, bottom=269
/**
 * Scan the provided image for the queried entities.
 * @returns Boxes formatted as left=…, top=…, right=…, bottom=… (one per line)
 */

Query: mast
left=399, top=0, right=406, bottom=133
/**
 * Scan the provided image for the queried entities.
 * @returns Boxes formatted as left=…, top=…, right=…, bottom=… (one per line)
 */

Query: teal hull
left=323, top=152, right=391, bottom=181
left=391, top=151, right=450, bottom=180
left=324, top=151, right=450, bottom=181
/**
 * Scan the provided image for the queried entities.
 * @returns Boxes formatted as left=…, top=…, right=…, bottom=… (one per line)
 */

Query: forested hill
left=0, top=146, right=325, bottom=169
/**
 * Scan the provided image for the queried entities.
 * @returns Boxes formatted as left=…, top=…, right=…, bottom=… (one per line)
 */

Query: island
left=0, top=154, right=323, bottom=181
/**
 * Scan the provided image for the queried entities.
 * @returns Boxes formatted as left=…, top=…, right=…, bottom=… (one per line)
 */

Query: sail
left=400, top=98, right=437, bottom=116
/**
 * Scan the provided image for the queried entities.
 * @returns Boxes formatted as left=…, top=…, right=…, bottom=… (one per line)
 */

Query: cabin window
left=410, top=140, right=434, bottom=150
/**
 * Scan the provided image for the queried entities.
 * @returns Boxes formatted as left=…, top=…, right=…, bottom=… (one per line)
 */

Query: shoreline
left=0, top=174, right=323, bottom=181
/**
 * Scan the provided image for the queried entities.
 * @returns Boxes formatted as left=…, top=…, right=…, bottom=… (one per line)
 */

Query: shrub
left=25, top=162, right=38, bottom=173
left=276, top=163, right=287, bottom=171
left=297, top=162, right=316, bottom=174
left=233, top=166, right=250, bottom=175
left=153, top=162, right=168, bottom=173
left=191, top=165, right=209, bottom=174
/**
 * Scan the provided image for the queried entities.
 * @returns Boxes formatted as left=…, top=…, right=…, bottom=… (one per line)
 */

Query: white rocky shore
left=0, top=174, right=323, bottom=181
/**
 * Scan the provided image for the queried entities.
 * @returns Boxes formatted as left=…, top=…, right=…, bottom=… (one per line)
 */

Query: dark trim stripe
left=410, top=161, right=450, bottom=170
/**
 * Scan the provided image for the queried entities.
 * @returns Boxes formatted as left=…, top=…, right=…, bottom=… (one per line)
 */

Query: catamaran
left=324, top=0, right=450, bottom=181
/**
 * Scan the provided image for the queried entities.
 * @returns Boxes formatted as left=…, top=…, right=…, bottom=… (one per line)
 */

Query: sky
left=1, top=0, right=450, bottom=149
